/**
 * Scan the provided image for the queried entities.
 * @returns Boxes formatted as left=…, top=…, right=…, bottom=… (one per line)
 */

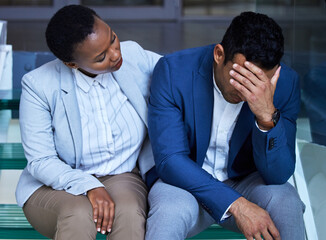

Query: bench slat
left=0, top=89, right=21, bottom=110
left=0, top=143, right=26, bottom=169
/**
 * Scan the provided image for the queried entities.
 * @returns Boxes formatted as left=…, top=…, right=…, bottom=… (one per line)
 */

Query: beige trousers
left=23, top=169, right=148, bottom=240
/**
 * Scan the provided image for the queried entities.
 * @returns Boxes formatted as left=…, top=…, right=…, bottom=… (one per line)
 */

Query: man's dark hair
left=46, top=5, right=99, bottom=62
left=221, top=11, right=284, bottom=69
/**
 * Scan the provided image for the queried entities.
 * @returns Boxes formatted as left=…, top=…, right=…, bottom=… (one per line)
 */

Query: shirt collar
left=73, top=69, right=108, bottom=93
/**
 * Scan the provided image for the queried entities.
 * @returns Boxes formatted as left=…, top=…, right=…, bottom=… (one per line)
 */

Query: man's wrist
left=257, top=119, right=274, bottom=130
left=256, top=108, right=280, bottom=130
left=228, top=196, right=245, bottom=217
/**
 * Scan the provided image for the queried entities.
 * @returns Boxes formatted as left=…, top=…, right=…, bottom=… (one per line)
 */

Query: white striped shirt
left=73, top=69, right=146, bottom=176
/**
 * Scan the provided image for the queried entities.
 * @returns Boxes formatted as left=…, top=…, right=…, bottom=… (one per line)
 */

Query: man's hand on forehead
left=229, top=61, right=281, bottom=130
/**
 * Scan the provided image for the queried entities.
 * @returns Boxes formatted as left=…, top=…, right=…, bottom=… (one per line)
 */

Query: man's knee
left=262, top=183, right=305, bottom=216
left=148, top=181, right=200, bottom=226
left=262, top=183, right=305, bottom=239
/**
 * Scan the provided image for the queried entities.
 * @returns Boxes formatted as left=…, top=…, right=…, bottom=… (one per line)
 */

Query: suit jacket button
left=268, top=138, right=275, bottom=150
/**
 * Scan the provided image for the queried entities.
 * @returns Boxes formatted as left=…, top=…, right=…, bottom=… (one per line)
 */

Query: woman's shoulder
left=21, top=59, right=70, bottom=96
left=120, top=40, right=143, bottom=51
left=23, top=59, right=62, bottom=83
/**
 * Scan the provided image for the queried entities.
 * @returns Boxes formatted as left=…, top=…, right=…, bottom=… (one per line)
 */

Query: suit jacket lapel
left=228, top=102, right=254, bottom=169
left=194, top=47, right=215, bottom=166
left=60, top=63, right=83, bottom=168
left=112, top=70, right=148, bottom=127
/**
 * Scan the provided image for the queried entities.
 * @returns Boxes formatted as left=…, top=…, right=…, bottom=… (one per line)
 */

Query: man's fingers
left=253, top=233, right=263, bottom=240
left=233, top=63, right=261, bottom=86
left=261, top=229, right=274, bottom=240
left=244, top=61, right=269, bottom=82
left=230, top=78, right=254, bottom=101
left=230, top=69, right=256, bottom=92
left=268, top=222, right=281, bottom=240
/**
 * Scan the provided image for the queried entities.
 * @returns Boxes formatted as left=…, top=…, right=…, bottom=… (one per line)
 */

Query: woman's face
left=67, top=16, right=122, bottom=77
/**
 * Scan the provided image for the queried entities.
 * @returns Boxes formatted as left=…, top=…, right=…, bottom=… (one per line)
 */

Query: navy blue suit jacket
left=148, top=44, right=300, bottom=222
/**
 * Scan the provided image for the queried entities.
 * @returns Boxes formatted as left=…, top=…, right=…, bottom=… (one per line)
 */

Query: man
left=146, top=12, right=305, bottom=240
left=16, top=5, right=160, bottom=240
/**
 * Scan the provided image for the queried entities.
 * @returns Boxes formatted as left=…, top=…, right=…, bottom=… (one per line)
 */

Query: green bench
left=0, top=90, right=244, bottom=239
left=0, top=90, right=21, bottom=111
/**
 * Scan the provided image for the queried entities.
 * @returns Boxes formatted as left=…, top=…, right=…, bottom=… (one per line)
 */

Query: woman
left=15, top=5, right=161, bottom=240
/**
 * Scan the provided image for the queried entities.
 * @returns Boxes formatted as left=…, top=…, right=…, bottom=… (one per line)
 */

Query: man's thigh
left=146, top=179, right=215, bottom=240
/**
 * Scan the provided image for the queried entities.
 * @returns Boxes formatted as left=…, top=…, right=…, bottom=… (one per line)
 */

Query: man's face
left=68, top=16, right=122, bottom=77
left=214, top=49, right=278, bottom=104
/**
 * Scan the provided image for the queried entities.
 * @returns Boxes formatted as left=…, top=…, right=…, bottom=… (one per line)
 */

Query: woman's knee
left=114, top=189, right=147, bottom=222
left=57, top=197, right=96, bottom=232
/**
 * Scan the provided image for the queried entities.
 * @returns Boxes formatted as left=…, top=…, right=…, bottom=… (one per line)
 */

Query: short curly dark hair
left=45, top=5, right=99, bottom=62
left=221, top=11, right=284, bottom=69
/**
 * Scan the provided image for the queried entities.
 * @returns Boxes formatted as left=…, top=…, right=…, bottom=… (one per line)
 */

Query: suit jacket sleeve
left=148, top=58, right=241, bottom=223
left=252, top=68, right=300, bottom=184
left=20, top=73, right=104, bottom=196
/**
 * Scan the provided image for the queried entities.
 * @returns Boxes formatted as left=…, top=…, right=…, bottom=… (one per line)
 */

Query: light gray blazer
left=15, top=41, right=161, bottom=207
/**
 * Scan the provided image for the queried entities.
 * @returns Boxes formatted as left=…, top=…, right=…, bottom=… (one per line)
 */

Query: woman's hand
left=87, top=187, right=115, bottom=234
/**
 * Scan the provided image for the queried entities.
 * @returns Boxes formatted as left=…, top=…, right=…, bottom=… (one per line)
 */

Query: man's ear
left=64, top=62, right=78, bottom=69
left=213, top=44, right=225, bottom=65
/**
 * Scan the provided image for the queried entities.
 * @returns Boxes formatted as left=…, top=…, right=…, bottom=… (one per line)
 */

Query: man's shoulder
left=280, top=62, right=298, bottom=76
left=275, top=62, right=300, bottom=105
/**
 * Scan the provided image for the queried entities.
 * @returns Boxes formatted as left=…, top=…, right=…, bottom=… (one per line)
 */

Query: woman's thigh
left=23, top=185, right=95, bottom=240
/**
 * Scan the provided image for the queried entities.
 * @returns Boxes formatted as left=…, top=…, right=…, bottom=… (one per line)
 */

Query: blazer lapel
left=228, top=102, right=254, bottom=169
left=60, top=63, right=83, bottom=168
left=112, top=70, right=148, bottom=127
left=194, top=47, right=215, bottom=166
